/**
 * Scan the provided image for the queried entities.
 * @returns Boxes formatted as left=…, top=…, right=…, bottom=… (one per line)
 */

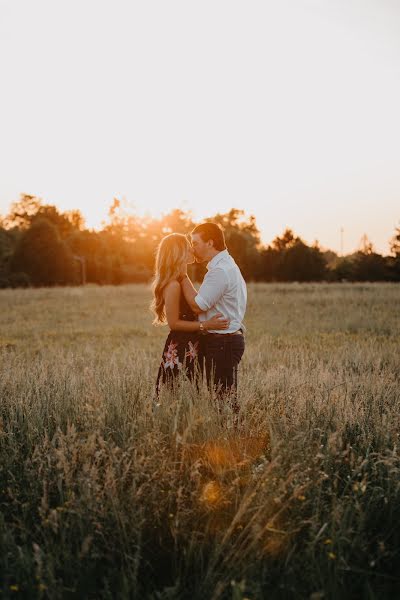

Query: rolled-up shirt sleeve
left=195, top=268, right=228, bottom=311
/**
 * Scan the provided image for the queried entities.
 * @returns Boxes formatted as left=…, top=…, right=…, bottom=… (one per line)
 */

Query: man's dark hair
left=191, top=222, right=227, bottom=251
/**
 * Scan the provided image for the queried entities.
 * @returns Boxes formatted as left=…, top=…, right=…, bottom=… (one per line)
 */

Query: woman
left=151, top=233, right=229, bottom=395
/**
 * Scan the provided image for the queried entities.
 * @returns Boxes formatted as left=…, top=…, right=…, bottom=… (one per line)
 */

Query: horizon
left=1, top=0, right=399, bottom=255
left=1, top=194, right=398, bottom=257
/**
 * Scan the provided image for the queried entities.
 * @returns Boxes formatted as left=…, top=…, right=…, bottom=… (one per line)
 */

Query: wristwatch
left=199, top=322, right=205, bottom=332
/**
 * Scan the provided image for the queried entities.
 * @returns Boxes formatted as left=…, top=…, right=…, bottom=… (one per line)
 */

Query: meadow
left=0, top=283, right=399, bottom=599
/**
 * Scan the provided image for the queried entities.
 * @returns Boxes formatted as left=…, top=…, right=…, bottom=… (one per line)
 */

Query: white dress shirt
left=195, top=250, right=247, bottom=334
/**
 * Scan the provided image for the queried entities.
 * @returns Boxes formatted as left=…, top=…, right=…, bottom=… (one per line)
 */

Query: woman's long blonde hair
left=151, top=233, right=190, bottom=325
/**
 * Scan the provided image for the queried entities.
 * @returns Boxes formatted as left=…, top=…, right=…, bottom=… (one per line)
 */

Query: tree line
left=0, top=194, right=399, bottom=288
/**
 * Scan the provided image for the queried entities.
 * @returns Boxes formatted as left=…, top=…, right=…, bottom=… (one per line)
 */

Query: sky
left=0, top=0, right=399, bottom=255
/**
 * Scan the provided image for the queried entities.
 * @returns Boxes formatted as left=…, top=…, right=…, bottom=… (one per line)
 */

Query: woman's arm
left=164, top=281, right=229, bottom=331
left=164, top=281, right=202, bottom=331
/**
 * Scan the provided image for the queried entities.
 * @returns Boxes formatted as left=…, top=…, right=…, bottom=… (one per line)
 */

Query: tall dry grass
left=0, top=283, right=399, bottom=599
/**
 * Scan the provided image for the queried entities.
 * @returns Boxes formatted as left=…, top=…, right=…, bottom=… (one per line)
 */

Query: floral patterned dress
left=155, top=292, right=202, bottom=395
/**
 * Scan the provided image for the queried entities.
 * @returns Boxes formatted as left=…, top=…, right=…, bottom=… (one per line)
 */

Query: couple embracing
left=151, top=222, right=247, bottom=414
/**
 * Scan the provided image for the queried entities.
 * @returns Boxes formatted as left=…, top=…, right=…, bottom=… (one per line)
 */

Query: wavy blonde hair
left=151, top=233, right=190, bottom=325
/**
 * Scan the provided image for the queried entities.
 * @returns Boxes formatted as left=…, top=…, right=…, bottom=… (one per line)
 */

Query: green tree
left=67, top=230, right=110, bottom=284
left=331, top=256, right=356, bottom=281
left=280, top=240, right=327, bottom=281
left=0, top=228, right=17, bottom=286
left=4, top=194, right=85, bottom=238
left=160, top=208, right=195, bottom=235
left=259, top=246, right=280, bottom=281
left=0, top=228, right=17, bottom=267
left=102, top=198, right=158, bottom=275
left=390, top=225, right=400, bottom=256
left=261, top=230, right=326, bottom=282
left=10, top=218, right=77, bottom=286
left=271, top=228, right=299, bottom=252
left=350, top=233, right=389, bottom=281
left=389, top=225, right=400, bottom=281
left=352, top=251, right=389, bottom=281
left=2, top=194, right=41, bottom=229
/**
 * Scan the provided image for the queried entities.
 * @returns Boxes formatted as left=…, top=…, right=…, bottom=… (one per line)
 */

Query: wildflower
left=163, top=341, right=182, bottom=370
left=323, top=538, right=332, bottom=545
left=297, top=494, right=306, bottom=501
left=328, top=552, right=336, bottom=560
left=185, top=340, right=199, bottom=362
left=10, top=585, right=19, bottom=591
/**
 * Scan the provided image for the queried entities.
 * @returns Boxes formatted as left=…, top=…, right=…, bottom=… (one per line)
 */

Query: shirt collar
left=206, top=249, right=229, bottom=271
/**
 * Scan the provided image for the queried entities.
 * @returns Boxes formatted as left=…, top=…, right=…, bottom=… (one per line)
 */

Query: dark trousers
left=203, top=333, right=245, bottom=412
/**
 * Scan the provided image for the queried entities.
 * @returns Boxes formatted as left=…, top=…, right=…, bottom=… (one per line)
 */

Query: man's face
left=191, top=233, right=212, bottom=263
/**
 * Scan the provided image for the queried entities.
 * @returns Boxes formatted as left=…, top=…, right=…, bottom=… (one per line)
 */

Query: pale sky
left=1, top=0, right=399, bottom=254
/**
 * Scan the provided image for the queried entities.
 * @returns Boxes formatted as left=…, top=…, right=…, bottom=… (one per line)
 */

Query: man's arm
left=182, top=268, right=228, bottom=314
left=180, top=275, right=203, bottom=314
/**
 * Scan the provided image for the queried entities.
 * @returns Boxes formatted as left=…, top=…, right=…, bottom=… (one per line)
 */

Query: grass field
left=0, top=283, right=399, bottom=599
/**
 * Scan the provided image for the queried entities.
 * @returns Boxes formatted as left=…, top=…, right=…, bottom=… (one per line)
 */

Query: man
left=179, top=222, right=247, bottom=410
